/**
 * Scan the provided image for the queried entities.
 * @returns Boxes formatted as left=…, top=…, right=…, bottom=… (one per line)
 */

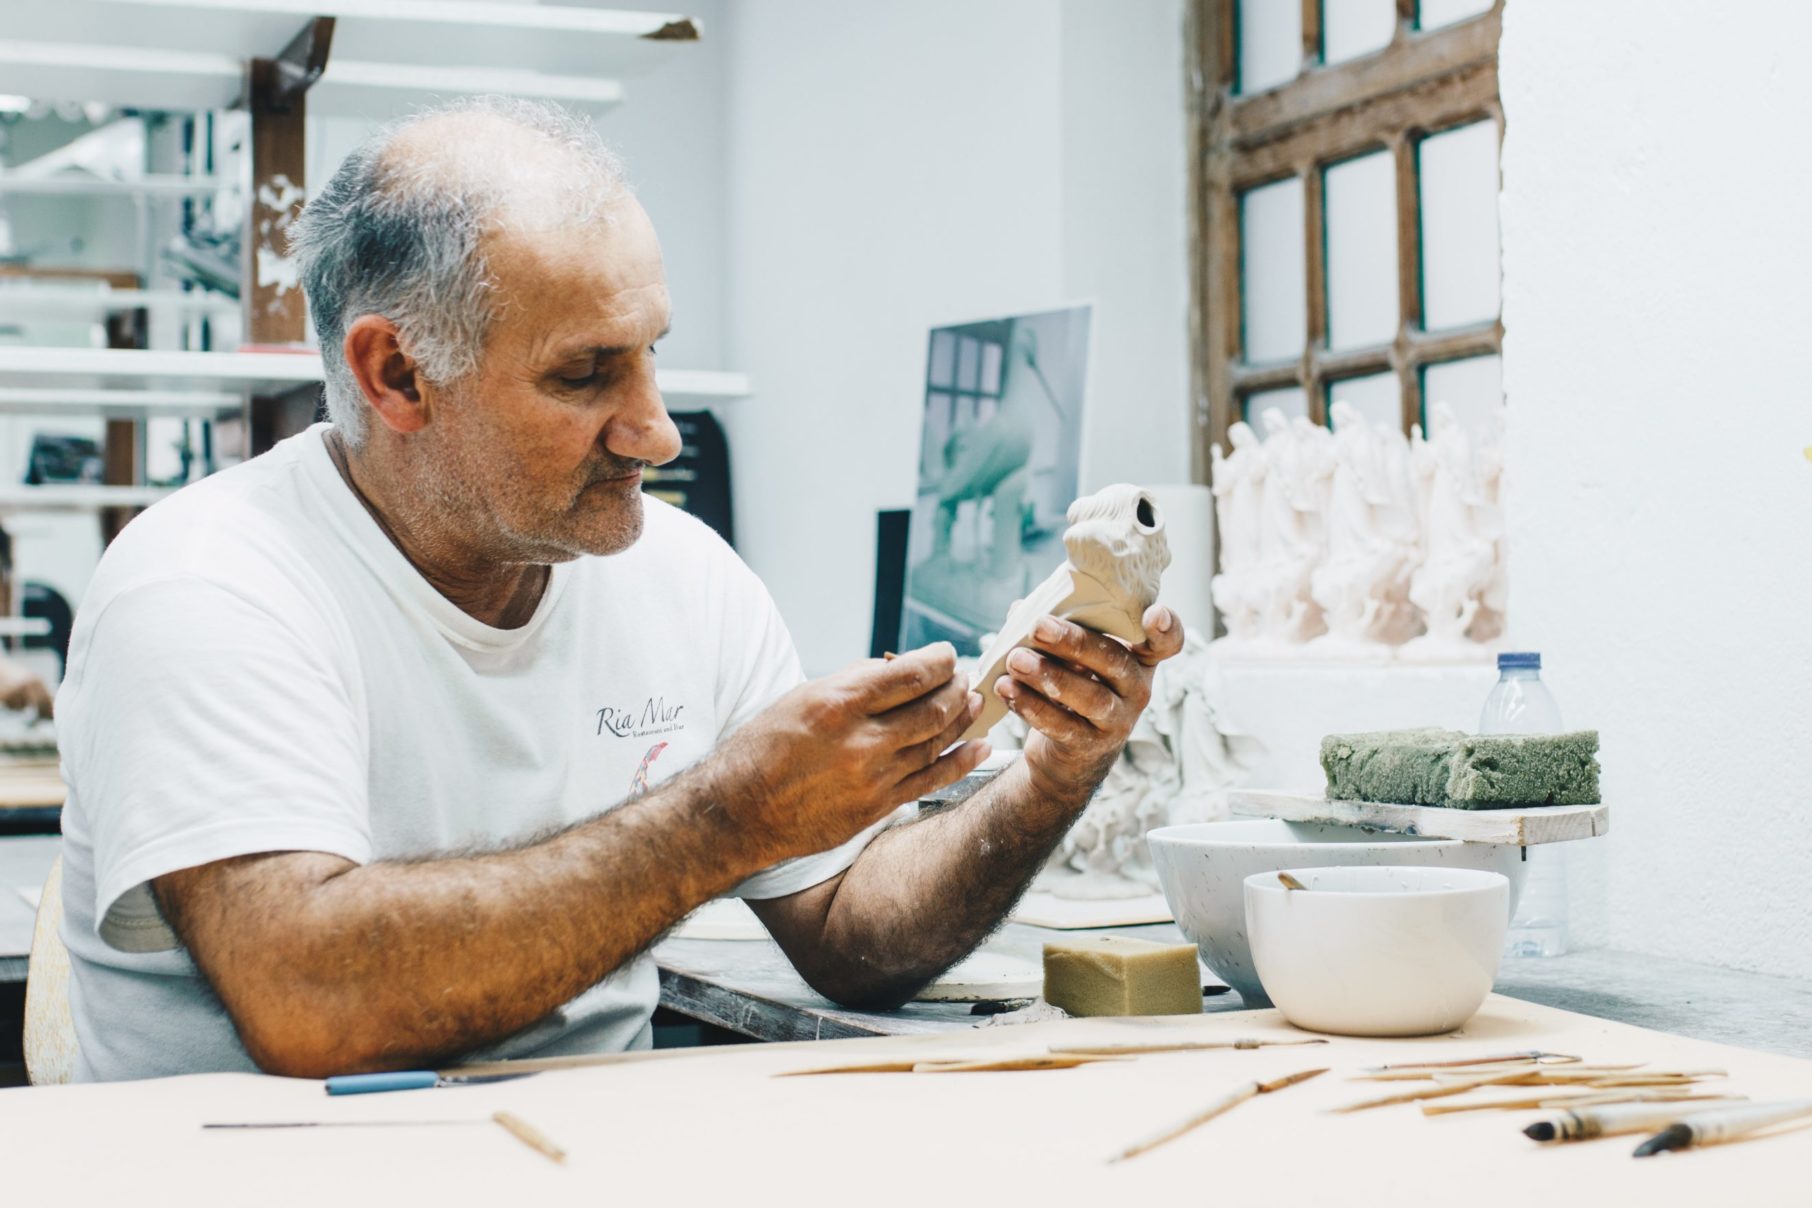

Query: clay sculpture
left=962, top=483, right=1171, bottom=741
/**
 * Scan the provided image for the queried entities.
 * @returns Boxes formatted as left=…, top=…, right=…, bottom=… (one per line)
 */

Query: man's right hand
left=708, top=643, right=990, bottom=864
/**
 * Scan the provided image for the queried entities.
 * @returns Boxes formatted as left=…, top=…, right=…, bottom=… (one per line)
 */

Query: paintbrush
left=1523, top=1099, right=1750, bottom=1143
left=1632, top=1099, right=1812, bottom=1157
left=1109, top=1068, right=1327, bottom=1163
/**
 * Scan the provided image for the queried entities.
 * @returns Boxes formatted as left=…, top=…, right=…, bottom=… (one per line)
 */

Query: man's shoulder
left=85, top=430, right=339, bottom=617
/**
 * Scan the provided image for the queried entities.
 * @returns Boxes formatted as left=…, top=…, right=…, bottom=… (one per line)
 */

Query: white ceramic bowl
left=1147, top=820, right=1525, bottom=1004
left=1245, top=866, right=1510, bottom=1037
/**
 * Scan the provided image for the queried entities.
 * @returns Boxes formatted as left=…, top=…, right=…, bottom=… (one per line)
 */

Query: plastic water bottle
left=1480, top=652, right=1568, bottom=958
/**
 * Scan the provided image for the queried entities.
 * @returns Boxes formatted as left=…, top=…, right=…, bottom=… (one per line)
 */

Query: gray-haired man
left=56, top=98, right=1181, bottom=1081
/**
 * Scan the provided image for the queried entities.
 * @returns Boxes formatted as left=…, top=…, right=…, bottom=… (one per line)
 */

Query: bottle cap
left=1497, top=651, right=1541, bottom=670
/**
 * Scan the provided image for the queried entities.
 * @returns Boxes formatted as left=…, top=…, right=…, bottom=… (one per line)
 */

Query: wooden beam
left=1230, top=4, right=1500, bottom=145
left=1230, top=56, right=1497, bottom=188
left=1301, top=161, right=1327, bottom=425
left=1392, top=131, right=1424, bottom=434
left=247, top=17, right=333, bottom=454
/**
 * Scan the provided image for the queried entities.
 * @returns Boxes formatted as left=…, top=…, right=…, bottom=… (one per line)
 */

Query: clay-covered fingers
left=1024, top=616, right=1146, bottom=702
left=1000, top=646, right=1118, bottom=730
left=891, top=737, right=991, bottom=805
left=850, top=642, right=961, bottom=714
left=1131, top=605, right=1185, bottom=666
left=877, top=676, right=978, bottom=756
left=996, top=674, right=1099, bottom=745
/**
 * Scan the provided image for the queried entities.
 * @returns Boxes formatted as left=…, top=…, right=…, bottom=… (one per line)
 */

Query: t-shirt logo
left=595, top=695, right=687, bottom=739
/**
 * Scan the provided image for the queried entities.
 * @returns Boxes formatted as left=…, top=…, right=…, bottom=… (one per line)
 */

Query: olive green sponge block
left=1320, top=728, right=1601, bottom=810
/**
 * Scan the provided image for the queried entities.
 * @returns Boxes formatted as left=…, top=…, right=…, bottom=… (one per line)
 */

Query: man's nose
left=605, top=370, right=683, bottom=467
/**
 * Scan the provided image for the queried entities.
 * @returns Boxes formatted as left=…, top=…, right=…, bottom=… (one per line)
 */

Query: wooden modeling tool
left=1052, top=1037, right=1329, bottom=1057
left=777, top=1052, right=1129, bottom=1077
left=1631, top=1099, right=1812, bottom=1157
left=493, top=1111, right=567, bottom=1165
left=1364, top=1051, right=1579, bottom=1072
left=1276, top=871, right=1308, bottom=890
left=1109, top=1068, right=1327, bottom=1163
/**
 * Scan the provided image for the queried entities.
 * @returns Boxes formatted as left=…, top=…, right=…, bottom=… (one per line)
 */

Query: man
left=55, top=98, right=1180, bottom=1082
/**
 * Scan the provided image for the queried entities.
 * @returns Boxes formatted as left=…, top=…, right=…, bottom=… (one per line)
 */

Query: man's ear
left=343, top=315, right=428, bottom=435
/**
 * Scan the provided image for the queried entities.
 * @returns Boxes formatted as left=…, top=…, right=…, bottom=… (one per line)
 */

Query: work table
left=6, top=994, right=1809, bottom=1204
left=654, top=927, right=1812, bottom=1061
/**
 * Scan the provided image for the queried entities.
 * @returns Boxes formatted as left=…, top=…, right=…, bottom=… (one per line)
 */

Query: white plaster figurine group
left=1209, top=400, right=1506, bottom=660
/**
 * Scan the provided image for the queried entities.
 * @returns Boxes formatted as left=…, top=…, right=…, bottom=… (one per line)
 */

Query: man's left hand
left=994, top=605, right=1184, bottom=801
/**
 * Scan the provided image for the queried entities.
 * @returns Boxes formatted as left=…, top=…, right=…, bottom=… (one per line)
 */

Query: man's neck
left=324, top=429, right=550, bottom=630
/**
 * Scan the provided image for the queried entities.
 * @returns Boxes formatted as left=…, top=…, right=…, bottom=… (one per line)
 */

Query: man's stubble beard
left=421, top=399, right=649, bottom=564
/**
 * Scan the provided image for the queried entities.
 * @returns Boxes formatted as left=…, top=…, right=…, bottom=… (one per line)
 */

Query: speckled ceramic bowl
left=1147, top=819, right=1525, bottom=1005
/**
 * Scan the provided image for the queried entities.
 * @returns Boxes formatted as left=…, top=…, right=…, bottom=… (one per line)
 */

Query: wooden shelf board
left=0, top=387, right=245, bottom=419
left=0, top=287, right=239, bottom=320
left=8, top=1, right=696, bottom=87
left=0, top=484, right=177, bottom=511
left=0, top=41, right=244, bottom=112
left=1227, top=789, right=1610, bottom=846
left=0, top=41, right=630, bottom=115
left=0, top=174, right=226, bottom=199
left=0, top=348, right=321, bottom=395
left=0, top=348, right=748, bottom=404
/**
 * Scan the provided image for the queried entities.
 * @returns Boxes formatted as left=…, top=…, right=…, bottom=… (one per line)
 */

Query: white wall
left=722, top=0, right=1188, bottom=675
left=1499, top=3, right=1812, bottom=977
left=305, top=0, right=731, bottom=370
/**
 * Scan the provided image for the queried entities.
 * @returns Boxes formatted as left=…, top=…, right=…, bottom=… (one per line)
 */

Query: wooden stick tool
left=1109, top=1068, right=1327, bottom=1164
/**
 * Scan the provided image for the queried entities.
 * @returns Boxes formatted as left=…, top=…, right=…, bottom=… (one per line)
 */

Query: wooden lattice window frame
left=1184, top=0, right=1503, bottom=478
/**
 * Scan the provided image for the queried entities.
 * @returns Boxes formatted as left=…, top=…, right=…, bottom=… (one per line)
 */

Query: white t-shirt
left=57, top=424, right=884, bottom=1082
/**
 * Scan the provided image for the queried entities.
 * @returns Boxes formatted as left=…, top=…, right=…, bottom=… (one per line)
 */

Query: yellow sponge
left=1042, top=935, right=1202, bottom=1017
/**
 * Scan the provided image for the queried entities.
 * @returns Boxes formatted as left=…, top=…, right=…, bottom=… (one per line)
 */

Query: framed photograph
left=900, top=304, right=1092, bottom=654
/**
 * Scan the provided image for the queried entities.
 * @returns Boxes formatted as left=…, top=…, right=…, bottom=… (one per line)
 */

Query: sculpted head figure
left=1062, top=485, right=1171, bottom=606
left=289, top=97, right=680, bottom=562
left=1228, top=421, right=1259, bottom=452
left=1329, top=400, right=1360, bottom=433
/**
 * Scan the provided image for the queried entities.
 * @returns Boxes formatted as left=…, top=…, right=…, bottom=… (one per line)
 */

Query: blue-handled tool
left=324, top=1070, right=534, bottom=1096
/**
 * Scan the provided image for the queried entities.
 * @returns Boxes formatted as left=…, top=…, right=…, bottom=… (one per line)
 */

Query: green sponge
left=1321, top=728, right=1601, bottom=810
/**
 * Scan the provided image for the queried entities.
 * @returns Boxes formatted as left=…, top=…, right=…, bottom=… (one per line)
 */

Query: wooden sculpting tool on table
left=778, top=1037, right=1326, bottom=1076
left=1109, top=1068, right=1327, bottom=1164
left=1335, top=1061, right=1728, bottom=1113
left=1364, top=1051, right=1581, bottom=1072
left=1051, top=1037, right=1328, bottom=1057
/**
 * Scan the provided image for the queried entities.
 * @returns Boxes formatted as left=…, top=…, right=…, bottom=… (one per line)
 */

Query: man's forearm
left=791, top=756, right=1100, bottom=1007
left=157, top=763, right=772, bottom=1076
